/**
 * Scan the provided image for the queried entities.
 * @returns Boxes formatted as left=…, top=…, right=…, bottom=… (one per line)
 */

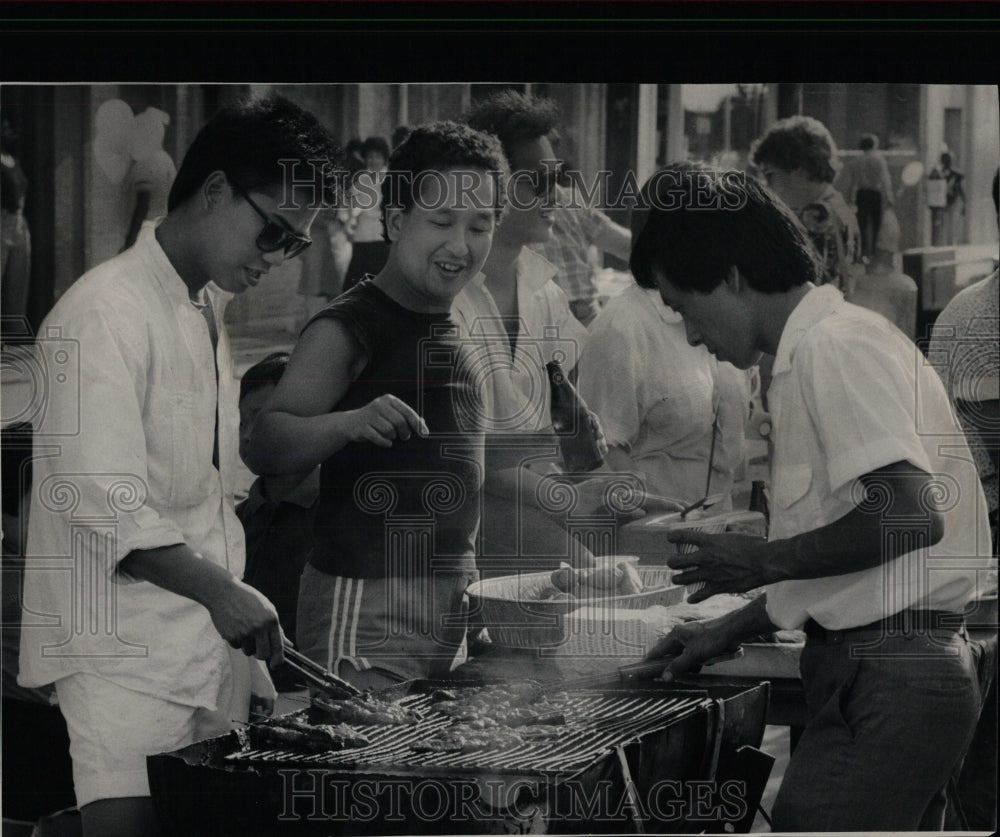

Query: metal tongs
left=281, top=641, right=363, bottom=699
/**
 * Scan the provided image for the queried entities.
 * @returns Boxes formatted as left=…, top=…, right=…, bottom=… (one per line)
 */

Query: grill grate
left=226, top=689, right=706, bottom=778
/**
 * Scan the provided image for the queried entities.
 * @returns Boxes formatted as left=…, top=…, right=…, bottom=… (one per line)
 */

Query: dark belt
left=804, top=610, right=966, bottom=644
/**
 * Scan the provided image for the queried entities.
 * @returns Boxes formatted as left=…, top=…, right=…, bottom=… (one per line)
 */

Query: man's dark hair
left=240, top=352, right=290, bottom=403
left=362, top=136, right=390, bottom=162
left=379, top=121, right=509, bottom=242
left=463, top=90, right=560, bottom=161
left=858, top=134, right=878, bottom=152
left=750, top=115, right=840, bottom=184
left=168, top=94, right=342, bottom=212
left=630, top=162, right=822, bottom=295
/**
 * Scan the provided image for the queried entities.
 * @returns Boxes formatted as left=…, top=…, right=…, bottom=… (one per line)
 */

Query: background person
left=578, top=281, right=749, bottom=511
left=938, top=151, right=967, bottom=245
left=344, top=137, right=365, bottom=175
left=1, top=114, right=31, bottom=327
left=841, top=132, right=894, bottom=261
left=529, top=175, right=632, bottom=327
left=296, top=183, right=356, bottom=321
left=391, top=124, right=411, bottom=150
left=632, top=162, right=993, bottom=832
left=18, top=94, right=340, bottom=837
left=342, top=135, right=392, bottom=292
left=236, top=352, right=318, bottom=692
left=749, top=115, right=866, bottom=409
left=458, top=90, right=608, bottom=569
left=750, top=114, right=863, bottom=295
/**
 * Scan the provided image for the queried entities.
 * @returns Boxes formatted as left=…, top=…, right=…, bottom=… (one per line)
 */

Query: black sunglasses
left=228, top=177, right=312, bottom=259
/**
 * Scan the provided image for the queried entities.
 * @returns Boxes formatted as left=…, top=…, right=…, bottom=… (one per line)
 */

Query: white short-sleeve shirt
left=765, top=285, right=994, bottom=630
left=578, top=284, right=748, bottom=506
left=450, top=248, right=588, bottom=433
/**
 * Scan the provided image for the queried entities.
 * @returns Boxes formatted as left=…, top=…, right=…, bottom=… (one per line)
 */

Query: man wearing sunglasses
left=19, top=94, right=339, bottom=837
left=454, top=91, right=601, bottom=569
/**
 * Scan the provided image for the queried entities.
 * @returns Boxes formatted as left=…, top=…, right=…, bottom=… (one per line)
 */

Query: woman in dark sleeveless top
left=248, top=123, right=508, bottom=688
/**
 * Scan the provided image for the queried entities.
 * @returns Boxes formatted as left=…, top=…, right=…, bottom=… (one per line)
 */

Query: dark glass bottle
left=749, top=479, right=770, bottom=528
left=546, top=360, right=604, bottom=473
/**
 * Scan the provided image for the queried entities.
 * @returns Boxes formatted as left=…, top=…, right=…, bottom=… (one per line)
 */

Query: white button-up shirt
left=19, top=223, right=245, bottom=708
left=450, top=248, right=588, bottom=432
left=765, top=285, right=994, bottom=630
left=579, top=284, right=748, bottom=506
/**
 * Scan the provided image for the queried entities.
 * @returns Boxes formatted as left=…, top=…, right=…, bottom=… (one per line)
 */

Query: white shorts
left=53, top=648, right=260, bottom=807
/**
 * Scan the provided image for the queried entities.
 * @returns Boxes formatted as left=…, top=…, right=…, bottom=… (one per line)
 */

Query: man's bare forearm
left=759, top=462, right=945, bottom=585
left=118, top=544, right=237, bottom=610
left=762, top=503, right=943, bottom=584
left=120, top=544, right=283, bottom=663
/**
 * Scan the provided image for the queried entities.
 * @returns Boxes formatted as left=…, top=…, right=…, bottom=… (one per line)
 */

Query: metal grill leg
left=615, top=744, right=646, bottom=834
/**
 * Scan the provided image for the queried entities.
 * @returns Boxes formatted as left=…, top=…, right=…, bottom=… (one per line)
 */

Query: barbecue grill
left=147, top=677, right=771, bottom=835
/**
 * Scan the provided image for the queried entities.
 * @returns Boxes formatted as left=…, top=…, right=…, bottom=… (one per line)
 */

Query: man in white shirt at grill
left=633, top=162, right=994, bottom=832
left=18, top=94, right=340, bottom=837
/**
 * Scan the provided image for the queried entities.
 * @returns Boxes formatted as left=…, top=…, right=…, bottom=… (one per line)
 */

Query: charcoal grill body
left=147, top=679, right=768, bottom=835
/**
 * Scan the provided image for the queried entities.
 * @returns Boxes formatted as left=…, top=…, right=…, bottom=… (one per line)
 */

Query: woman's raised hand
left=346, top=394, right=429, bottom=447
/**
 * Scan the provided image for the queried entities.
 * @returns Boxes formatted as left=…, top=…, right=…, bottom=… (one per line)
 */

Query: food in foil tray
left=538, top=560, right=647, bottom=601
